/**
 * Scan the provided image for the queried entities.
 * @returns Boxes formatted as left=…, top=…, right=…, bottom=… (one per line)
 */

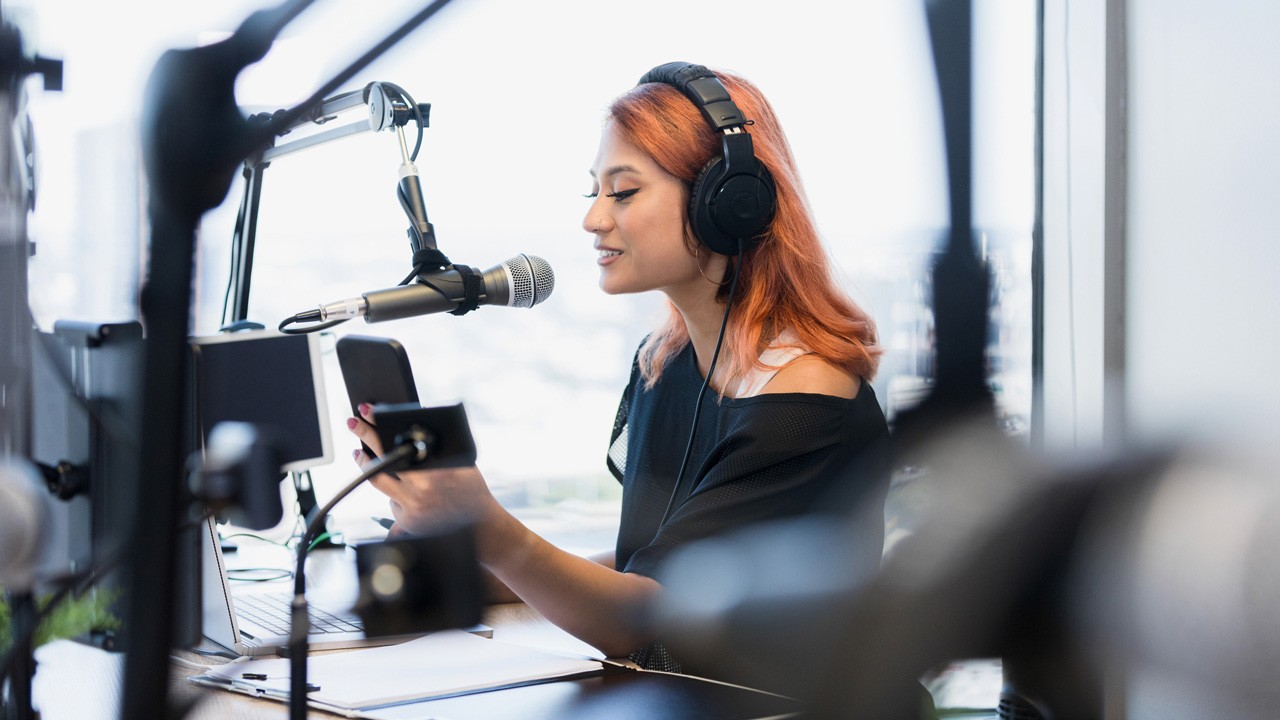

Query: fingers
left=368, top=470, right=407, bottom=504
left=360, top=464, right=493, bottom=539
left=387, top=500, right=412, bottom=538
left=346, top=404, right=387, bottom=458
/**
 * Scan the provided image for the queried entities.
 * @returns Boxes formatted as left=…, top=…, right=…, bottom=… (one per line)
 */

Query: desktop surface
left=160, top=602, right=801, bottom=720
left=31, top=530, right=988, bottom=718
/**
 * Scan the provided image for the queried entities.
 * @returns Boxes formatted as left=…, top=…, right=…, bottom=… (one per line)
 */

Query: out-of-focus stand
left=122, top=1, right=457, bottom=718
left=0, top=18, right=64, bottom=720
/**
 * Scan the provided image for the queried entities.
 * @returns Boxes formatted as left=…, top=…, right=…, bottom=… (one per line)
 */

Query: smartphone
left=336, top=335, right=420, bottom=456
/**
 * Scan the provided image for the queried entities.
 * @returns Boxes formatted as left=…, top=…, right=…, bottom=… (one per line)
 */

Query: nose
left=583, top=202, right=612, bottom=235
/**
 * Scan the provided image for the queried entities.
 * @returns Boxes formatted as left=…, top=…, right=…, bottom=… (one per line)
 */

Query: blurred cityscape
left=22, top=0, right=1032, bottom=557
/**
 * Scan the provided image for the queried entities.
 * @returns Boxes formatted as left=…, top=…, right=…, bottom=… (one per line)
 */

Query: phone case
left=336, top=335, right=420, bottom=417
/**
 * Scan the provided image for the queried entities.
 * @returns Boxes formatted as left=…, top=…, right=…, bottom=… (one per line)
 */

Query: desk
left=31, top=599, right=1013, bottom=718
left=29, top=601, right=798, bottom=719
left=165, top=603, right=799, bottom=719
left=27, top=540, right=995, bottom=718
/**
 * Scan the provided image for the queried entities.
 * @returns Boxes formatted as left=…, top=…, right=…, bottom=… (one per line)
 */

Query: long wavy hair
left=607, top=67, right=881, bottom=391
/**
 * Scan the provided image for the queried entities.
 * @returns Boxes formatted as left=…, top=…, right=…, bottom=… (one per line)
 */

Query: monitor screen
left=189, top=330, right=332, bottom=473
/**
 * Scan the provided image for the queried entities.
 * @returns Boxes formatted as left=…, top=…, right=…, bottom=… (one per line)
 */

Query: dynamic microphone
left=310, top=253, right=554, bottom=324
left=0, top=460, right=51, bottom=593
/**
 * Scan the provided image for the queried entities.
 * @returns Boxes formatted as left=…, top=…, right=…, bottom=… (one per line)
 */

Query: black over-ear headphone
left=638, top=62, right=777, bottom=256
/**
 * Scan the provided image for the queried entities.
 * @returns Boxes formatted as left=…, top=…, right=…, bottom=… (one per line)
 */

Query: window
left=24, top=0, right=1034, bottom=552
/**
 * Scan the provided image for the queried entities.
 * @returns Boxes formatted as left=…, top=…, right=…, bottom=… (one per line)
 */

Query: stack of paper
left=190, top=630, right=605, bottom=716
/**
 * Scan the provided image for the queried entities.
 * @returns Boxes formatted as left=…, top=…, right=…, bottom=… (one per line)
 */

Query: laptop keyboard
left=234, top=592, right=363, bottom=636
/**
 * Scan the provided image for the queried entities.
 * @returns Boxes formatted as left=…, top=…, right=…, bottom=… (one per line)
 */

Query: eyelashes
left=582, top=189, right=640, bottom=202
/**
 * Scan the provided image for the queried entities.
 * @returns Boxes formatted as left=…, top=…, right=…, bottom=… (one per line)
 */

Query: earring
left=695, top=245, right=732, bottom=286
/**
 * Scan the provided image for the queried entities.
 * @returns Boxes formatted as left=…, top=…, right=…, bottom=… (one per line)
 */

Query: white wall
left=1123, top=2, right=1280, bottom=717
left=1125, top=0, right=1280, bottom=449
left=1044, top=0, right=1280, bottom=452
left=1045, top=1, right=1280, bottom=717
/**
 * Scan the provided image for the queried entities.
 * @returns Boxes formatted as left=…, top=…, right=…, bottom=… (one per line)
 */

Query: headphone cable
left=658, top=239, right=744, bottom=526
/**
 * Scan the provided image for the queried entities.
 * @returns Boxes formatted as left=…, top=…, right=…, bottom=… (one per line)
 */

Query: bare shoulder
left=759, top=354, right=861, bottom=399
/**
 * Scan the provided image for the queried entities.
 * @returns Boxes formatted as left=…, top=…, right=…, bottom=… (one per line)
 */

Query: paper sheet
left=196, top=630, right=603, bottom=711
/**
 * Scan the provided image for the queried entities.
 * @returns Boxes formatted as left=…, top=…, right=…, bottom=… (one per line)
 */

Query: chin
left=597, top=273, right=629, bottom=296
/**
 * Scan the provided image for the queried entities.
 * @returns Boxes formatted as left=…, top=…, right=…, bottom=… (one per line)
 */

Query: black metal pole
left=1031, top=0, right=1046, bottom=449
left=893, top=0, right=993, bottom=446
left=118, top=201, right=201, bottom=720
left=122, top=7, right=297, bottom=715
left=230, top=163, right=267, bottom=322
left=3, top=594, right=36, bottom=720
left=922, top=0, right=989, bottom=405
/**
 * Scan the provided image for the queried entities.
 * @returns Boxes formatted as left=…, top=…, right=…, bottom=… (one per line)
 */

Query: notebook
left=189, top=629, right=608, bottom=717
left=199, top=517, right=490, bottom=657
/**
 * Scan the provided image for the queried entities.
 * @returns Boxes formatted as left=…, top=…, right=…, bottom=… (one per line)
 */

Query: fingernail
left=352, top=449, right=360, bottom=460
left=346, top=417, right=358, bottom=430
left=358, top=403, right=371, bottom=416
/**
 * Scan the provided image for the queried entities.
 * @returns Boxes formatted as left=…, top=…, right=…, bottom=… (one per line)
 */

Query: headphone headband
left=636, top=62, right=777, bottom=256
left=638, top=62, right=749, bottom=132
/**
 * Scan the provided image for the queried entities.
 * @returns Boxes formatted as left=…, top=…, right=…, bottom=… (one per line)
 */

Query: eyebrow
left=589, top=164, right=642, bottom=179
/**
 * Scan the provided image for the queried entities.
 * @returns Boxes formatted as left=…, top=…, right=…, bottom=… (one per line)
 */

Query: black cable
left=221, top=169, right=253, bottom=328
left=398, top=266, right=421, bottom=286
left=396, top=183, right=427, bottom=251
left=219, top=531, right=292, bottom=548
left=226, top=568, right=292, bottom=582
left=278, top=314, right=347, bottom=335
left=658, top=239, right=745, bottom=527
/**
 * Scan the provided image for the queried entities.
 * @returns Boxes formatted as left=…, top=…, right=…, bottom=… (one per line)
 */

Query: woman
left=349, top=63, right=889, bottom=670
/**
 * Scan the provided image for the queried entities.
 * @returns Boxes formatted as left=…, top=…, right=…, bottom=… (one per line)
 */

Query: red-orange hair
left=607, top=67, right=882, bottom=391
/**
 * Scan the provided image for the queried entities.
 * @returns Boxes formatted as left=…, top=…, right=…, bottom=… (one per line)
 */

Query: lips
left=595, top=245, right=622, bottom=265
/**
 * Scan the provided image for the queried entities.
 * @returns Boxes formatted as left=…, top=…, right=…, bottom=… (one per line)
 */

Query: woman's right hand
left=348, top=405, right=508, bottom=553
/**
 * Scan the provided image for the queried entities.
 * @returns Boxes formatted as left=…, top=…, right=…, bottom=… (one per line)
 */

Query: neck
left=663, top=249, right=736, bottom=386
left=670, top=290, right=733, bottom=388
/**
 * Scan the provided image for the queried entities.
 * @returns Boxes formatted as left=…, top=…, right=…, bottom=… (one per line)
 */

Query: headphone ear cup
left=688, top=157, right=778, bottom=256
left=688, top=157, right=731, bottom=255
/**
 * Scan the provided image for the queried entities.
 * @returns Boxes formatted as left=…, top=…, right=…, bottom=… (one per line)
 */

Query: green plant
left=0, top=588, right=121, bottom=655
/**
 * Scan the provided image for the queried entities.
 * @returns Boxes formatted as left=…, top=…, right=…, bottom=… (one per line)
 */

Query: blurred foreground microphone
left=307, top=254, right=554, bottom=324
left=0, top=460, right=51, bottom=592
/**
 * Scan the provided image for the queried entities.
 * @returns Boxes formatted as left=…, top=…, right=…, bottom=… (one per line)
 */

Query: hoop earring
left=695, top=246, right=732, bottom=287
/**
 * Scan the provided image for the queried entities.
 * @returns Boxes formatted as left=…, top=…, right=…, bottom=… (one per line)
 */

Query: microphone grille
left=0, top=461, right=51, bottom=591
left=504, top=254, right=555, bottom=308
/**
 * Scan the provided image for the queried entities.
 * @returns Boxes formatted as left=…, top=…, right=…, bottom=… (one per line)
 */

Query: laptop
left=200, top=518, right=490, bottom=657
